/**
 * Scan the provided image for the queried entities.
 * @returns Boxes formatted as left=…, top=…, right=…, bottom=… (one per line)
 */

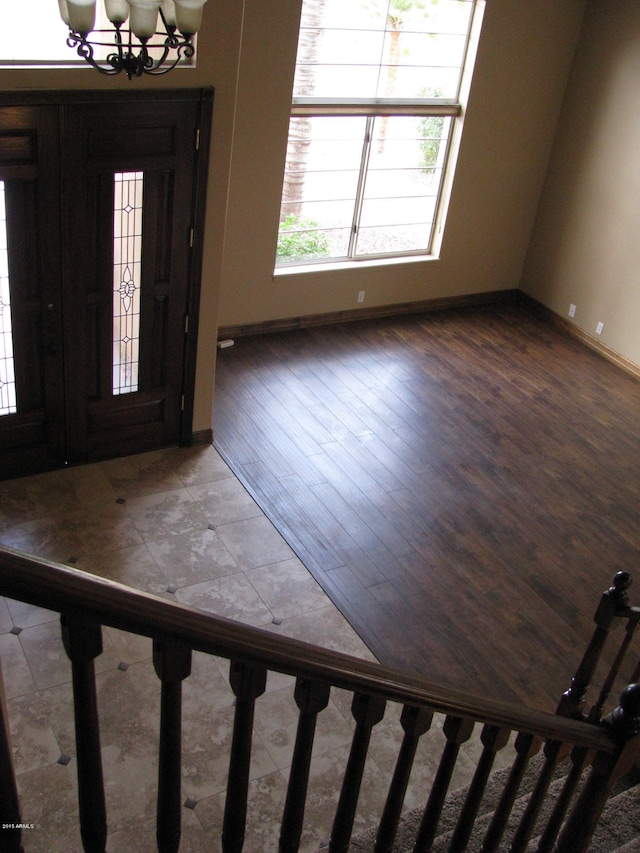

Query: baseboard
left=217, top=289, right=640, bottom=380
left=189, top=429, right=213, bottom=446
left=518, top=293, right=640, bottom=381
left=217, top=289, right=520, bottom=339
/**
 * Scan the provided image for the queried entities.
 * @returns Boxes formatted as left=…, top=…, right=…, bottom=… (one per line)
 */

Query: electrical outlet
left=596, top=322, right=604, bottom=335
left=357, top=291, right=365, bottom=303
left=568, top=304, right=576, bottom=318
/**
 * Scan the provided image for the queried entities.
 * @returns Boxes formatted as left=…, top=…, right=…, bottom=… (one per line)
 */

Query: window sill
left=273, top=253, right=439, bottom=279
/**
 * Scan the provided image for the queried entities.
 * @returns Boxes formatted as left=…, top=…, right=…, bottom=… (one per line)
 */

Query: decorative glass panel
left=0, top=183, right=17, bottom=416
left=113, top=172, right=143, bottom=395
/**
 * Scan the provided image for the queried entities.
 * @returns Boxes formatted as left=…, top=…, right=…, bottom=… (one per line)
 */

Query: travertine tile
left=146, top=527, right=240, bottom=588
left=246, top=557, right=331, bottom=619
left=7, top=691, right=61, bottom=775
left=101, top=450, right=185, bottom=498
left=0, top=475, right=54, bottom=532
left=4, top=597, right=58, bottom=630
left=0, top=596, right=13, bottom=633
left=51, top=502, right=143, bottom=557
left=164, top=444, right=236, bottom=487
left=215, top=515, right=296, bottom=570
left=180, top=702, right=278, bottom=801
left=81, top=542, right=170, bottom=597
left=189, top=477, right=264, bottom=526
left=269, top=603, right=379, bottom=660
left=124, top=488, right=209, bottom=542
left=1, top=631, right=38, bottom=699
left=176, top=574, right=274, bottom=627
left=29, top=463, right=118, bottom=517
left=196, top=768, right=288, bottom=852
left=14, top=761, right=81, bottom=853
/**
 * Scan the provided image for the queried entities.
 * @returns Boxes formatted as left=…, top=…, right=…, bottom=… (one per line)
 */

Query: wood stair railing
left=0, top=545, right=639, bottom=853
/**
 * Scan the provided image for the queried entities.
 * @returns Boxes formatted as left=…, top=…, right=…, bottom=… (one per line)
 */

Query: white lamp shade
left=174, top=0, right=208, bottom=35
left=161, top=0, right=177, bottom=28
left=67, top=0, right=97, bottom=33
left=104, top=0, right=130, bottom=24
left=58, top=0, right=70, bottom=26
left=128, top=0, right=162, bottom=38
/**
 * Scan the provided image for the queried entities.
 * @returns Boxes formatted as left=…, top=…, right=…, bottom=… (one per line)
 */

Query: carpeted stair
left=349, top=756, right=640, bottom=852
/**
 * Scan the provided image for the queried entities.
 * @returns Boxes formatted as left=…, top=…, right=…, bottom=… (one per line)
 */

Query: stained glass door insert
left=113, top=171, right=143, bottom=395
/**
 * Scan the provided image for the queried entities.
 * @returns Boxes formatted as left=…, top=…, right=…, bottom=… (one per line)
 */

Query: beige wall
left=0, top=0, right=589, bottom=436
left=521, top=0, right=640, bottom=370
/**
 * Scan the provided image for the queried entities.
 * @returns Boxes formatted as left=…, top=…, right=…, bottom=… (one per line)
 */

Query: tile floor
left=0, top=445, right=512, bottom=852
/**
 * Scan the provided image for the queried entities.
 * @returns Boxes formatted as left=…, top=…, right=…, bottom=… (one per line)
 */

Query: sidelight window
left=0, top=183, right=17, bottom=416
left=276, top=0, right=483, bottom=268
left=113, top=171, right=143, bottom=396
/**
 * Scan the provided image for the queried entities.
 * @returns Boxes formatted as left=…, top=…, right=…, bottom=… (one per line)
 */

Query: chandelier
left=57, top=0, right=209, bottom=79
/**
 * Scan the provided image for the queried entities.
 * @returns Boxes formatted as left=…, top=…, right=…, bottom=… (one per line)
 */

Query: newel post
left=557, top=572, right=631, bottom=719
left=555, top=684, right=640, bottom=853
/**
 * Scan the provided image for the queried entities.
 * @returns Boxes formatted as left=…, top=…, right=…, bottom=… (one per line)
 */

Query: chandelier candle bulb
left=67, top=0, right=97, bottom=34
left=161, top=0, right=177, bottom=28
left=58, top=0, right=70, bottom=26
left=105, top=0, right=130, bottom=24
left=174, top=0, right=208, bottom=36
left=128, top=0, right=162, bottom=39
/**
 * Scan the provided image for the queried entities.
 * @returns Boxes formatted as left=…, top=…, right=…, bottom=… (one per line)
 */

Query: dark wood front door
left=0, top=90, right=212, bottom=480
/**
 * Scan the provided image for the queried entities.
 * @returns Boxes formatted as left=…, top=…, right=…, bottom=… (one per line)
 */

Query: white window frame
left=276, top=0, right=485, bottom=273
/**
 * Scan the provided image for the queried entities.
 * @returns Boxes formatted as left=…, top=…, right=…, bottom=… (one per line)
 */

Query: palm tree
left=280, top=0, right=327, bottom=220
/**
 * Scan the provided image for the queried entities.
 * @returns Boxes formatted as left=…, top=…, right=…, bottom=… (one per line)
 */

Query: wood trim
left=217, top=289, right=520, bottom=340
left=0, top=90, right=210, bottom=107
left=179, top=87, right=214, bottom=447
left=191, top=428, right=213, bottom=446
left=517, top=293, right=640, bottom=381
left=219, top=289, right=640, bottom=382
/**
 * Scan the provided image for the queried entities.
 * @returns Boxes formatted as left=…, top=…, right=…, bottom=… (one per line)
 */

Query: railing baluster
left=153, top=637, right=192, bottom=853
left=412, top=715, right=475, bottom=853
left=536, top=743, right=591, bottom=853
left=480, top=731, right=541, bottom=853
left=589, top=617, right=639, bottom=723
left=374, top=705, right=433, bottom=853
left=279, top=678, right=330, bottom=853
left=557, top=572, right=631, bottom=720
left=222, top=660, right=267, bottom=853
left=0, top=660, right=24, bottom=853
left=329, top=691, right=386, bottom=853
left=555, top=684, right=640, bottom=853
left=509, top=738, right=568, bottom=853
left=448, top=724, right=510, bottom=853
left=60, top=614, right=107, bottom=853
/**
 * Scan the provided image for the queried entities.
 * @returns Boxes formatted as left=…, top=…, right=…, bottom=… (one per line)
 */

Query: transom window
left=276, top=0, right=482, bottom=268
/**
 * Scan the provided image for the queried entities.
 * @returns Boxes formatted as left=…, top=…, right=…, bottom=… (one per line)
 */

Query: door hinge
left=189, top=228, right=194, bottom=248
left=184, top=314, right=189, bottom=334
left=181, top=394, right=186, bottom=411
left=195, top=128, right=200, bottom=150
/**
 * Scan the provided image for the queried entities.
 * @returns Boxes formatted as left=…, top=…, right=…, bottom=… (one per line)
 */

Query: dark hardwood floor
left=212, top=299, right=640, bottom=713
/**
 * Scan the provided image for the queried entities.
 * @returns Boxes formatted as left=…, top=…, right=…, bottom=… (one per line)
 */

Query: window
left=113, top=172, right=144, bottom=395
left=276, top=0, right=482, bottom=268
